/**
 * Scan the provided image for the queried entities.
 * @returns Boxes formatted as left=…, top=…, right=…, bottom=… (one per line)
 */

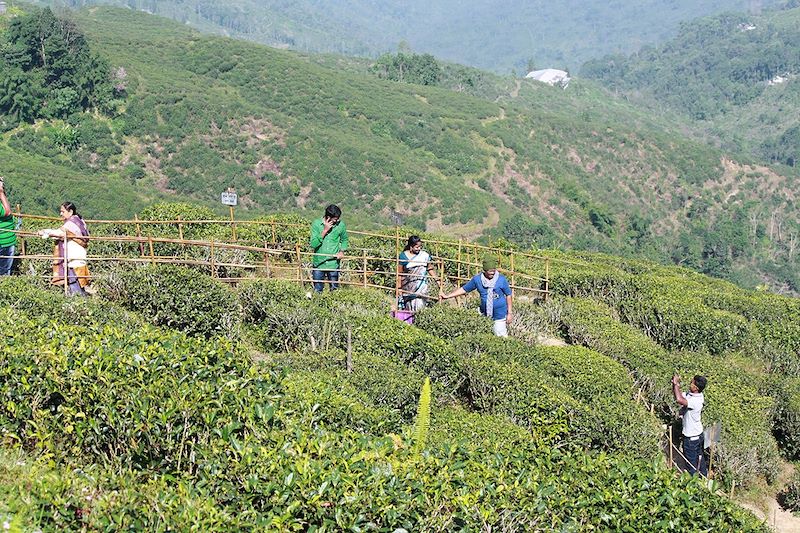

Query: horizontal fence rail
left=0, top=209, right=593, bottom=306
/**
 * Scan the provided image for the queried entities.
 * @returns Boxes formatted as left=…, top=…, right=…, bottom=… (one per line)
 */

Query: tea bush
left=281, top=369, right=402, bottom=433
left=558, top=296, right=781, bottom=485
left=271, top=349, right=427, bottom=421
left=0, top=296, right=769, bottom=531
left=702, top=290, right=800, bottom=375
left=99, top=263, right=239, bottom=337
left=619, top=281, right=753, bottom=355
left=455, top=334, right=662, bottom=458
left=0, top=276, right=143, bottom=330
left=413, top=303, right=492, bottom=339
left=353, top=315, right=462, bottom=392
left=772, top=377, right=800, bottom=459
left=0, top=309, right=279, bottom=472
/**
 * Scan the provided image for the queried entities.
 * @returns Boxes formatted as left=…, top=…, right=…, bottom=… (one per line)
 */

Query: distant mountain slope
left=1, top=6, right=798, bottom=292
left=581, top=5, right=800, bottom=168
left=39, top=0, right=786, bottom=71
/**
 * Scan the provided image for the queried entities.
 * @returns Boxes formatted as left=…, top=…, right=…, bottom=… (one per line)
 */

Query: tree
left=0, top=7, right=117, bottom=122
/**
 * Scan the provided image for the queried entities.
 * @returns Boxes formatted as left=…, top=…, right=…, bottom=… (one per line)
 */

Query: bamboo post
left=668, top=427, right=673, bottom=468
left=271, top=220, right=277, bottom=244
left=295, top=243, right=302, bottom=285
left=544, top=257, right=550, bottom=301
left=176, top=215, right=186, bottom=261
left=346, top=328, right=353, bottom=373
left=457, top=238, right=462, bottom=281
left=147, top=237, right=155, bottom=265
left=210, top=239, right=216, bottom=277
left=510, top=252, right=516, bottom=289
left=394, top=227, right=400, bottom=310
left=134, top=214, right=145, bottom=257
left=263, top=241, right=271, bottom=277
left=15, top=204, right=25, bottom=259
left=362, top=249, right=367, bottom=288
left=708, top=446, right=714, bottom=479
left=63, top=234, right=69, bottom=296
left=229, top=206, right=237, bottom=241
left=439, top=258, right=446, bottom=294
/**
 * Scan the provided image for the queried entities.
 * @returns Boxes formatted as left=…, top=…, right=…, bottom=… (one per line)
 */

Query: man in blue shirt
left=440, top=255, right=513, bottom=336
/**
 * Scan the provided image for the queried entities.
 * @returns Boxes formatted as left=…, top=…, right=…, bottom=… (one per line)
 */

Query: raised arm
left=672, top=375, right=688, bottom=407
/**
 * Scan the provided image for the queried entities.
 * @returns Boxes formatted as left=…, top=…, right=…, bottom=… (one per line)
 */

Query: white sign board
left=221, top=192, right=238, bottom=206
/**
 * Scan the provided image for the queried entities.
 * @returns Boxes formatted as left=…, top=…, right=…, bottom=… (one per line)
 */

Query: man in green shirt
left=309, top=204, right=348, bottom=292
left=0, top=177, right=16, bottom=276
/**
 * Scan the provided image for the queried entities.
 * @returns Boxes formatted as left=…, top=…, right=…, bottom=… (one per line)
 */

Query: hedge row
left=557, top=296, right=781, bottom=485
left=0, top=299, right=767, bottom=531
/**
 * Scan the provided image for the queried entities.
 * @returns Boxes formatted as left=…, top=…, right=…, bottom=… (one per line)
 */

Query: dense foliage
left=0, top=277, right=770, bottom=531
left=0, top=7, right=118, bottom=127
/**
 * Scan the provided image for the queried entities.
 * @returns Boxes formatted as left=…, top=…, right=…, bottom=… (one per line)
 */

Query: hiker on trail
left=37, top=202, right=91, bottom=296
left=672, top=373, right=708, bottom=476
left=0, top=177, right=16, bottom=276
left=309, top=204, right=348, bottom=293
left=398, top=235, right=438, bottom=312
left=439, top=255, right=513, bottom=337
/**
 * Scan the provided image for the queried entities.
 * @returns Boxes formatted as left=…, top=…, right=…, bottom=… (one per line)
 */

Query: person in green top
left=0, top=176, right=16, bottom=276
left=309, top=204, right=348, bottom=292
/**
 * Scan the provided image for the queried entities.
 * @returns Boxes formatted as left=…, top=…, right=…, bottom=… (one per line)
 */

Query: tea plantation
left=3, top=213, right=799, bottom=529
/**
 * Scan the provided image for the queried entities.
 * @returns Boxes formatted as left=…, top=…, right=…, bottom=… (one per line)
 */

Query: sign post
left=221, top=189, right=238, bottom=241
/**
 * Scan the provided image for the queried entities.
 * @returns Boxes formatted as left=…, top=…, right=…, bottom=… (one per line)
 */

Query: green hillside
left=582, top=5, right=800, bottom=168
left=0, top=5, right=798, bottom=293
left=34, top=0, right=786, bottom=71
left=2, top=204, right=800, bottom=528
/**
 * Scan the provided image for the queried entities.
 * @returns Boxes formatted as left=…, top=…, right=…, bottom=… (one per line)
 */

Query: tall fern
left=413, top=377, right=432, bottom=458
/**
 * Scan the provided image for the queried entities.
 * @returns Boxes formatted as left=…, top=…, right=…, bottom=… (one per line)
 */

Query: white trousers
left=493, top=319, right=508, bottom=337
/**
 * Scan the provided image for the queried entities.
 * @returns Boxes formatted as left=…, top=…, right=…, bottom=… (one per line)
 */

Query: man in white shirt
left=672, top=373, right=708, bottom=476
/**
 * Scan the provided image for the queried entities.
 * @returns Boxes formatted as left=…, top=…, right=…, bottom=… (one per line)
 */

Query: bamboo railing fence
left=3, top=209, right=573, bottom=305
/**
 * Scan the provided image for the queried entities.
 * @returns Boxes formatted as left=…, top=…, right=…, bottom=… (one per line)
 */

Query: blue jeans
left=312, top=268, right=339, bottom=293
left=0, top=245, right=14, bottom=276
left=683, top=434, right=707, bottom=476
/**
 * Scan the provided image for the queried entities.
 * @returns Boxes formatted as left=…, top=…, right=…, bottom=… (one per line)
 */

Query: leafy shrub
left=455, top=334, right=661, bottom=458
left=236, top=213, right=310, bottom=247
left=100, top=264, right=239, bottom=337
left=271, top=349, right=426, bottom=420
left=558, top=296, right=781, bottom=486
left=429, top=405, right=533, bottom=453
left=0, top=309, right=277, bottom=473
left=413, top=304, right=492, bottom=339
left=281, top=368, right=401, bottom=433
left=0, top=276, right=142, bottom=330
left=0, top=302, right=768, bottom=531
left=619, top=285, right=753, bottom=355
left=772, top=377, right=800, bottom=460
left=779, top=471, right=800, bottom=513
left=353, top=315, right=462, bottom=392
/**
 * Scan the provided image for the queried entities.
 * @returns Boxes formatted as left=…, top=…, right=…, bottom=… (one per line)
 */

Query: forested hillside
left=582, top=5, right=800, bottom=168
left=0, top=6, right=798, bottom=293
left=34, top=0, right=786, bottom=71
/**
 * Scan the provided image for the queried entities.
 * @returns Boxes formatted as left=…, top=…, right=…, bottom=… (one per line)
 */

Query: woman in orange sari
left=38, top=202, right=90, bottom=296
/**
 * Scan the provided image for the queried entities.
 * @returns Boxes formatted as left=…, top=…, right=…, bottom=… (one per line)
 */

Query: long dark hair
left=404, top=235, right=422, bottom=251
left=61, top=201, right=80, bottom=219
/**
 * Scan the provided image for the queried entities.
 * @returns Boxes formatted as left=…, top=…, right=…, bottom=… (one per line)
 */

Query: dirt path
left=738, top=463, right=800, bottom=532
left=739, top=498, right=800, bottom=532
